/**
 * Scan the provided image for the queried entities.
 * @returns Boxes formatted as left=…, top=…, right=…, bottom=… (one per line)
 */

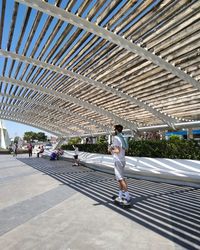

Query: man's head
left=114, top=124, right=123, bottom=135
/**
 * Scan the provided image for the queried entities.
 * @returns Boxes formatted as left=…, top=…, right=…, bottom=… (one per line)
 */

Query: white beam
left=68, top=120, right=200, bottom=138
left=15, top=1, right=200, bottom=93
left=0, top=76, right=138, bottom=131
left=0, top=91, right=110, bottom=133
left=0, top=102, right=92, bottom=134
left=0, top=49, right=178, bottom=125
left=0, top=110, right=66, bottom=135
left=0, top=115, right=63, bottom=136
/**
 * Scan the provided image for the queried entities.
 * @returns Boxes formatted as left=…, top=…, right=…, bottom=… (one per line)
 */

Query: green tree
left=68, top=137, right=81, bottom=145
left=14, top=136, right=20, bottom=144
left=23, top=131, right=37, bottom=142
left=37, top=132, right=47, bottom=142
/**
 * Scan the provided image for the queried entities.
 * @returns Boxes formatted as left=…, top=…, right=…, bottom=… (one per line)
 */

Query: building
left=0, top=120, right=10, bottom=149
left=165, top=129, right=200, bottom=141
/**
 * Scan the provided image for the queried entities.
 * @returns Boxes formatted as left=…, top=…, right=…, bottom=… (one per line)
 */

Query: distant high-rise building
left=0, top=120, right=10, bottom=149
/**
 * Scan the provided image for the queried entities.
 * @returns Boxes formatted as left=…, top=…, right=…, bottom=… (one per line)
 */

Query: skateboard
left=112, top=195, right=133, bottom=208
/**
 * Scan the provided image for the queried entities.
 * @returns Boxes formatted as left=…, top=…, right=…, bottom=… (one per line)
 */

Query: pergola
left=0, top=0, right=200, bottom=137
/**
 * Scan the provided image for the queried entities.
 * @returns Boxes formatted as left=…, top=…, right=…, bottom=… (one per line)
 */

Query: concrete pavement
left=0, top=155, right=199, bottom=250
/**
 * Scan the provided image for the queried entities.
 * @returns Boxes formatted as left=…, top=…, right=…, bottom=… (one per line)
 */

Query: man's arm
left=112, top=146, right=120, bottom=154
left=108, top=145, right=120, bottom=154
left=113, top=137, right=121, bottom=154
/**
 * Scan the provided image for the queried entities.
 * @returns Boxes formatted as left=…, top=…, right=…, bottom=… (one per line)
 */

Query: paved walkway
left=0, top=155, right=200, bottom=250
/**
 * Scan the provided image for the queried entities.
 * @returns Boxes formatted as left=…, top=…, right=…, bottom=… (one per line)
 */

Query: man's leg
left=77, top=158, right=80, bottom=166
left=116, top=179, right=130, bottom=202
left=74, top=155, right=78, bottom=165
left=115, top=162, right=126, bottom=200
left=118, top=179, right=128, bottom=192
left=114, top=161, right=130, bottom=202
left=119, top=179, right=130, bottom=201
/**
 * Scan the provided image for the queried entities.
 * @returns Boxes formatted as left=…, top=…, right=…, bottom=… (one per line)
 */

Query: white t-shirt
left=74, top=147, right=79, bottom=156
left=112, top=136, right=125, bottom=162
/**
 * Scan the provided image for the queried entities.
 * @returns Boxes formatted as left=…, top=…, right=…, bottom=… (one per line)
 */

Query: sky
left=2, top=119, right=53, bottom=139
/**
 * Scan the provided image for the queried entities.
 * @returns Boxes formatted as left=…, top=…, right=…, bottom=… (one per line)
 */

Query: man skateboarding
left=108, top=124, right=131, bottom=205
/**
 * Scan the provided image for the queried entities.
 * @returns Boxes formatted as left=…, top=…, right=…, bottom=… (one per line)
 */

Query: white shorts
left=114, top=161, right=126, bottom=181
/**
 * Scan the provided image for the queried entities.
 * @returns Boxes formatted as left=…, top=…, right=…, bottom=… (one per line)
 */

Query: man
left=72, top=145, right=80, bottom=166
left=109, top=124, right=131, bottom=205
left=27, top=143, right=33, bottom=157
left=12, top=143, right=18, bottom=157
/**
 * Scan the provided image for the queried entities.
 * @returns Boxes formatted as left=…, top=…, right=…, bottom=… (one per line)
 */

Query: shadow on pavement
left=18, top=157, right=200, bottom=250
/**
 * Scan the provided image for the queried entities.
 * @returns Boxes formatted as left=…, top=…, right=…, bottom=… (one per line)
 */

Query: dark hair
left=114, top=124, right=123, bottom=133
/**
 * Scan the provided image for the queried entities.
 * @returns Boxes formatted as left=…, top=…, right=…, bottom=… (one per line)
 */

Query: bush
left=61, top=140, right=200, bottom=160
left=0, top=149, right=28, bottom=154
left=169, top=135, right=181, bottom=141
left=0, top=148, right=10, bottom=154
left=67, top=137, right=82, bottom=145
left=96, top=135, right=107, bottom=145
left=61, top=143, right=109, bottom=154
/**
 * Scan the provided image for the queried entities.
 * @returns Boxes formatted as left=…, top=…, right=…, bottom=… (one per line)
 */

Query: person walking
left=108, top=124, right=131, bottom=205
left=27, top=143, right=33, bottom=157
left=12, top=143, right=18, bottom=157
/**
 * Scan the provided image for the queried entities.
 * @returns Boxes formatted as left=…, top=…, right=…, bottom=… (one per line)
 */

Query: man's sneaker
left=123, top=198, right=131, bottom=205
left=115, top=197, right=123, bottom=203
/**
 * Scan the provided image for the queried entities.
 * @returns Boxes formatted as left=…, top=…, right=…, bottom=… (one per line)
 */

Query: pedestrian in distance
left=72, top=145, right=80, bottom=166
left=49, top=149, right=63, bottom=161
left=37, top=145, right=44, bottom=158
left=108, top=124, right=131, bottom=205
left=27, top=143, right=33, bottom=157
left=12, top=143, right=18, bottom=157
left=56, top=148, right=64, bottom=160
left=50, top=151, right=57, bottom=160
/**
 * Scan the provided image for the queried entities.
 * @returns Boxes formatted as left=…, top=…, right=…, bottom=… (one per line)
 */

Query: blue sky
left=3, top=120, right=52, bottom=138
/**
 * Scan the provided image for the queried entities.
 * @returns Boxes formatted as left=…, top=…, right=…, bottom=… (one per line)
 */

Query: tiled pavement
left=0, top=155, right=200, bottom=250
